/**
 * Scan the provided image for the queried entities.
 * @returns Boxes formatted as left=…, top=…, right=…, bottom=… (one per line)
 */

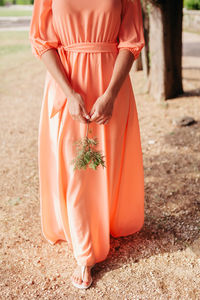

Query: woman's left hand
left=89, top=91, right=116, bottom=125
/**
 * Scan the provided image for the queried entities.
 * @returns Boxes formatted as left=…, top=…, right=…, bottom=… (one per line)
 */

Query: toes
left=72, top=266, right=91, bottom=286
left=75, top=276, right=79, bottom=283
left=77, top=278, right=82, bottom=284
left=73, top=275, right=82, bottom=284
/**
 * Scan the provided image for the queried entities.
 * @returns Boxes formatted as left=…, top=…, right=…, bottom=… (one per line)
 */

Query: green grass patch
left=184, top=0, right=200, bottom=10
left=0, top=0, right=33, bottom=4
left=0, top=9, right=32, bottom=16
left=15, top=0, right=33, bottom=4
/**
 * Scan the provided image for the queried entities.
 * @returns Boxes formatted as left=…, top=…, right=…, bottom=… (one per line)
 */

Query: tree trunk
left=149, top=0, right=183, bottom=101
left=141, top=1, right=150, bottom=77
left=133, top=53, right=143, bottom=72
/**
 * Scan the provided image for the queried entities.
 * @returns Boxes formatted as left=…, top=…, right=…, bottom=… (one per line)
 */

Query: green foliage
left=71, top=122, right=106, bottom=171
left=15, top=0, right=34, bottom=4
left=0, top=0, right=33, bottom=5
left=184, top=0, right=200, bottom=10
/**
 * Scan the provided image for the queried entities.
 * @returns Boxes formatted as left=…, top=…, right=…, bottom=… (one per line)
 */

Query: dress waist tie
left=59, top=42, right=118, bottom=53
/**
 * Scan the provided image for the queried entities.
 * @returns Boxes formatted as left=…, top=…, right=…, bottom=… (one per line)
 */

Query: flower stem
left=86, top=120, right=89, bottom=138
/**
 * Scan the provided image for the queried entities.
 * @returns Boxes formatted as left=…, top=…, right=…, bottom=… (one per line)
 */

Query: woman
left=29, top=0, right=145, bottom=289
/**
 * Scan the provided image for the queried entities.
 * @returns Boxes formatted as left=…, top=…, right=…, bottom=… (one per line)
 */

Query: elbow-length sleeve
left=117, top=0, right=145, bottom=60
left=29, top=0, right=60, bottom=60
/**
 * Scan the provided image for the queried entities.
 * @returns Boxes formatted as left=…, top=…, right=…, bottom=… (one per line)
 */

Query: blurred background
left=0, top=1, right=200, bottom=299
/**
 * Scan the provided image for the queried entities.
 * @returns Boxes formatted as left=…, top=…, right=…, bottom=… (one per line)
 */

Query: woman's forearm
left=105, top=49, right=135, bottom=101
left=40, top=48, right=74, bottom=97
left=40, top=48, right=134, bottom=103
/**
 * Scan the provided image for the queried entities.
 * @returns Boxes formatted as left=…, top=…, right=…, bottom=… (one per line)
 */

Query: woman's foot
left=71, top=264, right=92, bottom=287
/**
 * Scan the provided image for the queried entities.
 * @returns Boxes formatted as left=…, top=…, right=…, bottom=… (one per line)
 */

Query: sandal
left=71, top=264, right=95, bottom=289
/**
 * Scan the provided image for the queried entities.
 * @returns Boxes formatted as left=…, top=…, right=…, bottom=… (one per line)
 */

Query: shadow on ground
left=94, top=121, right=200, bottom=277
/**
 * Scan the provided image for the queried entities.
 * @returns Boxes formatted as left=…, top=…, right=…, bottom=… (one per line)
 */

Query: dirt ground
left=0, top=31, right=200, bottom=299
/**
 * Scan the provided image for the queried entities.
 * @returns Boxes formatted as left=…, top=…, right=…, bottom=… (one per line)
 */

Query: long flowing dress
left=29, top=0, right=145, bottom=267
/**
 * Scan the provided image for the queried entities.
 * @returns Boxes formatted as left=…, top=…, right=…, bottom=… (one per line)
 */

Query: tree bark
left=141, top=1, right=150, bottom=77
left=148, top=0, right=183, bottom=101
left=133, top=53, right=143, bottom=72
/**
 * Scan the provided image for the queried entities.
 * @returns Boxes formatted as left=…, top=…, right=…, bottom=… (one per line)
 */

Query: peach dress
left=29, top=0, right=145, bottom=266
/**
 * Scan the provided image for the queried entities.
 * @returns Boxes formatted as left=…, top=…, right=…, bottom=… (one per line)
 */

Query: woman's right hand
left=67, top=91, right=90, bottom=124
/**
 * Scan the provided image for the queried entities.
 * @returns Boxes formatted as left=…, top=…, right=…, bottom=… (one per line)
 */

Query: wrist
left=104, top=86, right=119, bottom=102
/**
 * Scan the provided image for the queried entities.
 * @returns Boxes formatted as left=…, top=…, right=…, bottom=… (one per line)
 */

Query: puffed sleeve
left=29, top=0, right=60, bottom=60
left=117, top=0, right=145, bottom=60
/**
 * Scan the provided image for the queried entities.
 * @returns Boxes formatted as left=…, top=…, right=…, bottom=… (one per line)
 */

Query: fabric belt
left=59, top=42, right=118, bottom=53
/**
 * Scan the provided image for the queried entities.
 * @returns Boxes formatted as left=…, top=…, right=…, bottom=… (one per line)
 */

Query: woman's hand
left=67, top=90, right=90, bottom=123
left=89, top=49, right=134, bottom=125
left=89, top=91, right=116, bottom=125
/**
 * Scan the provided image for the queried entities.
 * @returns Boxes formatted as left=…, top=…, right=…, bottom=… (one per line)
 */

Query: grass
left=0, top=5, right=32, bottom=17
left=0, top=30, right=32, bottom=77
left=183, top=28, right=200, bottom=35
left=0, top=6, right=32, bottom=17
left=0, top=30, right=30, bottom=55
left=0, top=9, right=32, bottom=16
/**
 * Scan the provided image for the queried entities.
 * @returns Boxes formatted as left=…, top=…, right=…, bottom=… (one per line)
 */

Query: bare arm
left=41, top=48, right=134, bottom=99
left=40, top=49, right=90, bottom=123
left=89, top=49, right=135, bottom=124
left=106, top=49, right=135, bottom=98
left=41, top=48, right=73, bottom=96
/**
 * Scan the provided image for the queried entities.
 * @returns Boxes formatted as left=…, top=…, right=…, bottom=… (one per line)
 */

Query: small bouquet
left=70, top=120, right=106, bottom=171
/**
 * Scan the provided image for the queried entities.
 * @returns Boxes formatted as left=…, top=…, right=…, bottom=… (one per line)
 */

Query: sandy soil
left=0, top=31, right=200, bottom=299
